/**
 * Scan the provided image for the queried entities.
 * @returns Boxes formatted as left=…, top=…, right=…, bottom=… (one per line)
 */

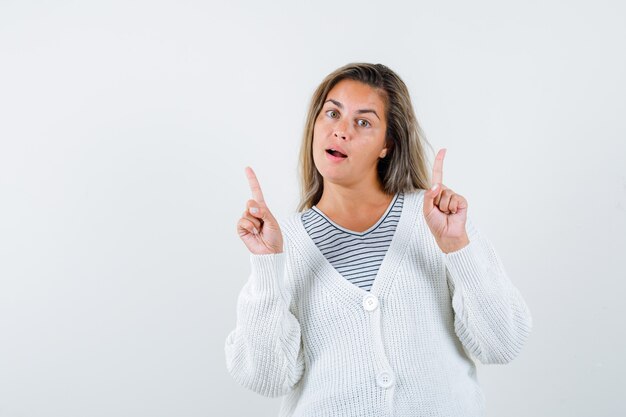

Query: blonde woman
left=226, top=63, right=532, bottom=416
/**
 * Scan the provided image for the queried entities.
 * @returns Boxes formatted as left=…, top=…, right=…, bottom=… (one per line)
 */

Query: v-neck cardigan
left=225, top=189, right=533, bottom=417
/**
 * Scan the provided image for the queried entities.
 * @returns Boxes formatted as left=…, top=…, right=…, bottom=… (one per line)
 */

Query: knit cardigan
left=224, top=189, right=532, bottom=417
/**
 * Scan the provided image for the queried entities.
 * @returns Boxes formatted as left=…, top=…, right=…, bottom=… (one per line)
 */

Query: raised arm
left=225, top=167, right=304, bottom=396
left=421, top=149, right=532, bottom=364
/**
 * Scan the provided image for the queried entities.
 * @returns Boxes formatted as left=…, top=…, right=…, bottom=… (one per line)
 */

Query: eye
left=357, top=119, right=371, bottom=128
left=325, top=110, right=339, bottom=119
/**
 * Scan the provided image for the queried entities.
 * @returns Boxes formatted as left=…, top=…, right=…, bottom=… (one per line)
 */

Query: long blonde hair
left=297, top=63, right=433, bottom=212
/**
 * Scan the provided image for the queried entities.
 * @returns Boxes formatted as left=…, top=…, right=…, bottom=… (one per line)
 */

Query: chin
left=319, top=170, right=349, bottom=186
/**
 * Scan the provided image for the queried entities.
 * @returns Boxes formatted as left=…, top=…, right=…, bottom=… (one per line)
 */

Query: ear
left=379, top=147, right=388, bottom=158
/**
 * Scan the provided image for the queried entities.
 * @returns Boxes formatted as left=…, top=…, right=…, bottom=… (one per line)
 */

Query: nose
left=332, top=118, right=350, bottom=140
left=334, top=130, right=347, bottom=140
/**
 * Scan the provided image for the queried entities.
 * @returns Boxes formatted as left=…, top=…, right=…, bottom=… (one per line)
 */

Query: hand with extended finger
left=423, top=149, right=470, bottom=254
left=237, top=166, right=284, bottom=255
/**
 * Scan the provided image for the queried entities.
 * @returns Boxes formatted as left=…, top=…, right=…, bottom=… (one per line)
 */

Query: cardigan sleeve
left=444, top=216, right=533, bottom=365
left=224, top=252, right=305, bottom=397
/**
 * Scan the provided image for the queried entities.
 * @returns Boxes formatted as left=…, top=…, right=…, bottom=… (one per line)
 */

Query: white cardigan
left=225, top=189, right=532, bottom=417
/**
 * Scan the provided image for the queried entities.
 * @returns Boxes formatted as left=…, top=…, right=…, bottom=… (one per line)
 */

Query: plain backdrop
left=1, top=0, right=625, bottom=416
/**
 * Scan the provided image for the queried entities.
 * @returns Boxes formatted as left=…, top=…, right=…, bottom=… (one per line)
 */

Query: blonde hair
left=297, top=63, right=433, bottom=212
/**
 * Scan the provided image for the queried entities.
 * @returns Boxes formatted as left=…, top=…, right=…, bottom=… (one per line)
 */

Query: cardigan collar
left=282, top=190, right=425, bottom=306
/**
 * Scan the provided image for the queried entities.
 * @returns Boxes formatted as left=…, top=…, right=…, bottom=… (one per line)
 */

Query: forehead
left=325, top=79, right=386, bottom=110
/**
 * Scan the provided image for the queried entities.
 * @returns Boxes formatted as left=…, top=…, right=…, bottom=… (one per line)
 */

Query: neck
left=316, top=178, right=393, bottom=215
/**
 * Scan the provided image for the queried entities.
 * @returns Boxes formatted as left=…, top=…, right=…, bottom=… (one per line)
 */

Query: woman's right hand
left=237, top=166, right=284, bottom=255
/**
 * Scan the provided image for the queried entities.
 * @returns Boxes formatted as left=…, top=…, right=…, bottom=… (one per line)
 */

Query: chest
left=330, top=216, right=381, bottom=233
left=289, top=240, right=452, bottom=358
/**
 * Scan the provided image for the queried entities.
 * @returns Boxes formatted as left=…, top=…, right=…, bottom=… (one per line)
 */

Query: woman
left=225, top=63, right=532, bottom=416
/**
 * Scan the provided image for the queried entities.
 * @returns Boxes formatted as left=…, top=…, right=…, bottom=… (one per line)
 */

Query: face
left=312, top=79, right=388, bottom=188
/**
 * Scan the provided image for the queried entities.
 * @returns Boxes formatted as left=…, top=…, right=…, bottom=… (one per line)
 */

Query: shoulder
left=277, top=211, right=305, bottom=232
left=275, top=211, right=308, bottom=252
left=401, top=188, right=426, bottom=211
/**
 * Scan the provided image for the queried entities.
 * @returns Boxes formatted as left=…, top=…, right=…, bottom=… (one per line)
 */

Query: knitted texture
left=225, top=190, right=532, bottom=417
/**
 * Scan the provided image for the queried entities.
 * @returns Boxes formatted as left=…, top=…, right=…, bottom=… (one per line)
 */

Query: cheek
left=313, top=120, right=324, bottom=137
left=312, top=132, right=322, bottom=160
left=312, top=122, right=326, bottom=146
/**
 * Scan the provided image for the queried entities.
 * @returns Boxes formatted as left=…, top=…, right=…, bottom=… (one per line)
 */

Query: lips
left=325, top=147, right=348, bottom=158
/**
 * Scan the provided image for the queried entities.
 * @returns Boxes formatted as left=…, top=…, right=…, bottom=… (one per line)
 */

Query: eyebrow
left=324, top=99, right=380, bottom=121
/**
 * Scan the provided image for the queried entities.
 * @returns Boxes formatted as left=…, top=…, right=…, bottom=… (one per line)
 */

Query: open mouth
left=326, top=149, right=347, bottom=158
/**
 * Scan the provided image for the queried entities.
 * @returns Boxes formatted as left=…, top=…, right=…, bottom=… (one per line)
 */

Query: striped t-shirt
left=301, top=192, right=404, bottom=291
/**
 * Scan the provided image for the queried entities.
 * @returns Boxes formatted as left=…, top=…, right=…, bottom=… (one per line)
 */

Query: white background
left=1, top=0, right=625, bottom=416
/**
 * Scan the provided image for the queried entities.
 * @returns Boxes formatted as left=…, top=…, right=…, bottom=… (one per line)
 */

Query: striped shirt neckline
left=310, top=193, right=400, bottom=236
left=301, top=192, right=404, bottom=291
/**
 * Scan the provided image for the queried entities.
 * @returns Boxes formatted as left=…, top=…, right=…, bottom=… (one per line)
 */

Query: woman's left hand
left=423, top=149, right=470, bottom=254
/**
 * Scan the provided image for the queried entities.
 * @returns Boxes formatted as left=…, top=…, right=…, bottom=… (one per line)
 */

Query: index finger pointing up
left=431, top=148, right=446, bottom=185
left=245, top=166, right=265, bottom=204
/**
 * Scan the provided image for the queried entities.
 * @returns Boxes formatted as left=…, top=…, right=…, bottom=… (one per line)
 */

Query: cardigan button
left=376, top=371, right=394, bottom=388
left=362, top=294, right=379, bottom=312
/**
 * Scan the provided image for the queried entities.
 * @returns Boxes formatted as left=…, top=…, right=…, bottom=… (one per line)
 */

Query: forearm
left=445, top=229, right=532, bottom=364
left=224, top=253, right=305, bottom=396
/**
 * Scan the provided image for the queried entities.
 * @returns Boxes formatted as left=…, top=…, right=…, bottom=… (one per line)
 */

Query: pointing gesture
left=237, top=166, right=284, bottom=254
left=423, top=149, right=470, bottom=253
